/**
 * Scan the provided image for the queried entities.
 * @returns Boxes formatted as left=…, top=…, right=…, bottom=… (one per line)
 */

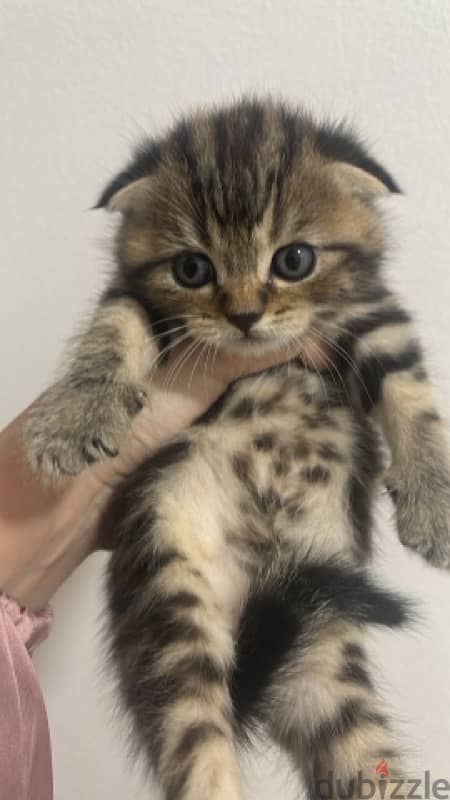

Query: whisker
left=289, top=332, right=329, bottom=409
left=211, top=342, right=220, bottom=377
left=188, top=340, right=209, bottom=391
left=147, top=332, right=192, bottom=373
left=151, top=324, right=188, bottom=341
left=203, top=341, right=214, bottom=379
left=308, top=332, right=351, bottom=401
left=307, top=328, right=353, bottom=399
left=310, top=325, right=374, bottom=406
left=319, top=317, right=390, bottom=370
left=162, top=339, right=198, bottom=391
left=164, top=338, right=203, bottom=392
left=148, top=313, right=204, bottom=325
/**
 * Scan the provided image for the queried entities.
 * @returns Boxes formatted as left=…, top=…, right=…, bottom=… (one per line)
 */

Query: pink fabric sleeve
left=0, top=593, right=53, bottom=800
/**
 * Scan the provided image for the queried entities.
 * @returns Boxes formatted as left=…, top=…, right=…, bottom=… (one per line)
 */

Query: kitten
left=25, top=98, right=450, bottom=799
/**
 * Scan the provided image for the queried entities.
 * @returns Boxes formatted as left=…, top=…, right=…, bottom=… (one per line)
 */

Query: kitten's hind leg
left=106, top=448, right=246, bottom=800
left=234, top=562, right=411, bottom=800
left=271, top=629, right=407, bottom=799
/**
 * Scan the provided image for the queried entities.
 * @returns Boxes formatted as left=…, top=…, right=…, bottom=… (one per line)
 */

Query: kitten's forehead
left=167, top=101, right=302, bottom=233
left=99, top=98, right=399, bottom=269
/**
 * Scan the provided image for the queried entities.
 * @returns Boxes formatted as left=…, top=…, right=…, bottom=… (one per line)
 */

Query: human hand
left=0, top=336, right=330, bottom=610
left=91, top=336, right=329, bottom=489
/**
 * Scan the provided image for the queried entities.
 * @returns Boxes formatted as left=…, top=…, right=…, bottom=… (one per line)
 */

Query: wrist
left=0, top=412, right=110, bottom=610
left=0, top=471, right=109, bottom=611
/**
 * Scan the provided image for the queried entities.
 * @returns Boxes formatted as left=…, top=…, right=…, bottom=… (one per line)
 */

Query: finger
left=151, top=334, right=334, bottom=393
left=217, top=341, right=300, bottom=381
left=216, top=334, right=334, bottom=382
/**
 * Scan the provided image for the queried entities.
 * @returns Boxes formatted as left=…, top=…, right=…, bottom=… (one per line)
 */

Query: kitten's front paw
left=24, top=378, right=147, bottom=479
left=387, top=471, right=450, bottom=570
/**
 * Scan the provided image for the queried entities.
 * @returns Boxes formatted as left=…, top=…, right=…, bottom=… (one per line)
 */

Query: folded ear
left=316, top=122, right=401, bottom=198
left=330, top=161, right=395, bottom=198
left=95, top=175, right=155, bottom=214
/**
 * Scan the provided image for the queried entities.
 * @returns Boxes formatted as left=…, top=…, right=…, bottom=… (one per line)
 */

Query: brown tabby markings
left=24, top=97, right=450, bottom=800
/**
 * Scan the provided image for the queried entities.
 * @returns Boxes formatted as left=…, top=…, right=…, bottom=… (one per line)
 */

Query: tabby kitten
left=25, top=99, right=450, bottom=799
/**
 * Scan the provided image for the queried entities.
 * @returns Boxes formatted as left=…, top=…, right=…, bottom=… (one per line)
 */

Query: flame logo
left=376, top=759, right=390, bottom=778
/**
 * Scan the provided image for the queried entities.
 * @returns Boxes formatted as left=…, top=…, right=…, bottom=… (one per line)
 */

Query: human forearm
left=0, top=391, right=205, bottom=610
left=0, top=411, right=107, bottom=610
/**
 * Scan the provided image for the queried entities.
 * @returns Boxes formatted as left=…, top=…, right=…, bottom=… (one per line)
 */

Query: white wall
left=1, top=1, right=450, bottom=797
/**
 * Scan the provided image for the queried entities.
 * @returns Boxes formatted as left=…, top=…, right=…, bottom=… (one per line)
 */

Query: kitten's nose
left=226, top=311, right=263, bottom=334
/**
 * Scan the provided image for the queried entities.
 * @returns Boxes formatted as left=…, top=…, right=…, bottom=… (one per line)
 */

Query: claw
left=92, top=437, right=118, bottom=458
left=82, top=446, right=97, bottom=465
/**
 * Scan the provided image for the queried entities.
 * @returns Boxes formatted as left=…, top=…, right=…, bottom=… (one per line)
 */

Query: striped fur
left=24, top=98, right=450, bottom=798
left=105, top=367, right=411, bottom=799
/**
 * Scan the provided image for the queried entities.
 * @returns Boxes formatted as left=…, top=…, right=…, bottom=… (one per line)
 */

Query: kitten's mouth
left=185, top=324, right=302, bottom=358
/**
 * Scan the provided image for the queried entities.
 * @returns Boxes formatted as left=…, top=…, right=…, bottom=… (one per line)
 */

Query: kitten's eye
left=271, top=243, right=316, bottom=282
left=173, top=253, right=214, bottom=288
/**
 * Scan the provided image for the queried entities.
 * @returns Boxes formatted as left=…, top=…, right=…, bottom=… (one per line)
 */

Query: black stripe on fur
left=359, top=343, right=422, bottom=411
left=104, top=439, right=191, bottom=552
left=346, top=307, right=412, bottom=338
left=102, top=283, right=186, bottom=356
left=231, top=559, right=412, bottom=735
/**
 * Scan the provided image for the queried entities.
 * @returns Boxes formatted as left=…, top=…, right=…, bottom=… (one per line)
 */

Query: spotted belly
left=190, top=363, right=383, bottom=567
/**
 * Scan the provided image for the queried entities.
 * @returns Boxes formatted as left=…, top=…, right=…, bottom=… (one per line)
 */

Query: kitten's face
left=100, top=100, right=398, bottom=360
